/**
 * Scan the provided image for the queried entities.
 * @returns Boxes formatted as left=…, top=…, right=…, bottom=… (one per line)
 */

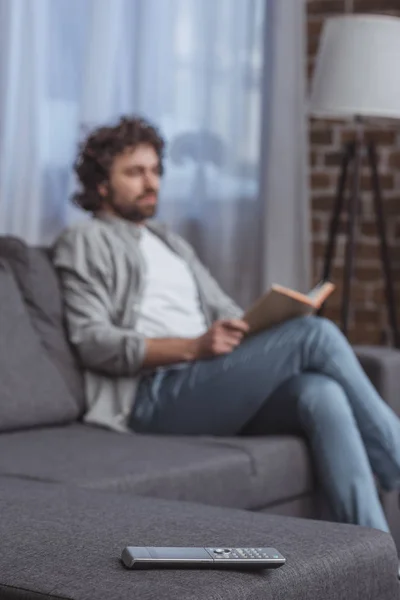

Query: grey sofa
left=0, top=235, right=399, bottom=600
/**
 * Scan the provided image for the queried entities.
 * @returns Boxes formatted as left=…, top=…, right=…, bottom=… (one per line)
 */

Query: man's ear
left=97, top=182, right=109, bottom=198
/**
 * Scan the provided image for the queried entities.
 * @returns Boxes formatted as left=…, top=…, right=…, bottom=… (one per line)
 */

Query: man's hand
left=193, top=319, right=250, bottom=360
left=142, top=320, right=249, bottom=369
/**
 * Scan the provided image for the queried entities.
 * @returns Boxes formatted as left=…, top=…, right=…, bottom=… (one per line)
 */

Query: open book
left=243, top=281, right=335, bottom=335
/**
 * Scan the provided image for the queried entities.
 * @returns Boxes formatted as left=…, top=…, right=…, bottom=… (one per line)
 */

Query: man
left=53, top=116, right=400, bottom=538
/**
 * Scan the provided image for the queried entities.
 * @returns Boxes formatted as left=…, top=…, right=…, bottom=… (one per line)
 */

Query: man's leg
left=131, top=316, right=400, bottom=491
left=243, top=372, right=389, bottom=531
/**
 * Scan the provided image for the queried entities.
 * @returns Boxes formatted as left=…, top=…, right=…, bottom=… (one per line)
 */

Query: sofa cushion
left=0, top=477, right=397, bottom=600
left=355, top=345, right=400, bottom=417
left=0, top=423, right=314, bottom=509
left=188, top=435, right=315, bottom=510
left=0, top=261, right=80, bottom=431
left=0, top=236, right=85, bottom=414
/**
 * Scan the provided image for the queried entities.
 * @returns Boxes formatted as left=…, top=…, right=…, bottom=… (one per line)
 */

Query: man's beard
left=107, top=190, right=158, bottom=223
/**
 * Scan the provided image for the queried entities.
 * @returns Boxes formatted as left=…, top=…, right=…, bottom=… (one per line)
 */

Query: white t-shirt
left=134, top=228, right=208, bottom=339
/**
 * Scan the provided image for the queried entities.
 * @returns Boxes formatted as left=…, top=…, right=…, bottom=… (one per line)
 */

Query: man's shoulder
left=52, top=218, right=116, bottom=267
left=54, top=217, right=124, bottom=252
left=54, top=217, right=109, bottom=242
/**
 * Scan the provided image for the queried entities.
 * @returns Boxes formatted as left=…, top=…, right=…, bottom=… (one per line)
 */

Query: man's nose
left=144, top=171, right=159, bottom=190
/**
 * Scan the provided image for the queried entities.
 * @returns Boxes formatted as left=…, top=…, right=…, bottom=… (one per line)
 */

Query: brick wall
left=308, top=0, right=400, bottom=345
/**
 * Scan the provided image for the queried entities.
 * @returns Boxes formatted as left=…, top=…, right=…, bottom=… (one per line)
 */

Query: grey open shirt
left=53, top=214, right=243, bottom=432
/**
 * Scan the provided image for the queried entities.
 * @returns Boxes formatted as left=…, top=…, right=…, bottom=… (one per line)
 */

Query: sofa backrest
left=0, top=236, right=85, bottom=420
left=0, top=259, right=82, bottom=431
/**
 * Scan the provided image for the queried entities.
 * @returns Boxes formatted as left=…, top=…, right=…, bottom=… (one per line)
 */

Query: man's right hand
left=143, top=319, right=250, bottom=369
left=193, top=319, right=250, bottom=360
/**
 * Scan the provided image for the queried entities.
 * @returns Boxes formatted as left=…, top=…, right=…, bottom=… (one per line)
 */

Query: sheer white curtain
left=0, top=0, right=309, bottom=307
left=259, top=0, right=310, bottom=292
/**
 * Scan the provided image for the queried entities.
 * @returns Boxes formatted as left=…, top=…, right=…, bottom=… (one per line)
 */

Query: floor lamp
left=309, top=15, right=400, bottom=347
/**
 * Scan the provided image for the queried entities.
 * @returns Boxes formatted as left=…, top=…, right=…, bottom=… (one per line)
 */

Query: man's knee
left=306, top=315, right=343, bottom=337
left=296, top=315, right=348, bottom=349
left=297, top=375, right=353, bottom=428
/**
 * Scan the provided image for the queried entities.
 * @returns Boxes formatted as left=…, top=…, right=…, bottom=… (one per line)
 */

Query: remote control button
left=223, top=549, right=231, bottom=553
left=213, top=549, right=224, bottom=554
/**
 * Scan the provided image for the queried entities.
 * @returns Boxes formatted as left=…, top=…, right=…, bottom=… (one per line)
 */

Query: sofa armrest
left=354, top=345, right=400, bottom=417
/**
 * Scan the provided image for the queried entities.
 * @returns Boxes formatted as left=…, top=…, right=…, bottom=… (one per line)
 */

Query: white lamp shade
left=309, top=15, right=400, bottom=120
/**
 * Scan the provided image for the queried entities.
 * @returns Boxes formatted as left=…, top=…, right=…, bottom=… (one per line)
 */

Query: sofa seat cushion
left=0, top=424, right=314, bottom=509
left=0, top=477, right=398, bottom=600
left=0, top=261, right=80, bottom=431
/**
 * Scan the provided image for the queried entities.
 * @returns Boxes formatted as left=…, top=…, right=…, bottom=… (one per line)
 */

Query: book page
left=306, top=281, right=335, bottom=304
left=243, top=281, right=335, bottom=335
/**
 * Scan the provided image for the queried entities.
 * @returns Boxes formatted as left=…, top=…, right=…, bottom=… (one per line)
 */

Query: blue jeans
left=130, top=316, right=400, bottom=532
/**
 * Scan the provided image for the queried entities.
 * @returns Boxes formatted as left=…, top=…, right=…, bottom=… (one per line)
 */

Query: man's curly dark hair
left=73, top=116, right=165, bottom=213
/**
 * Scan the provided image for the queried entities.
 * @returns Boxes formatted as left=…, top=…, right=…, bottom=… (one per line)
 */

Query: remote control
left=121, top=546, right=286, bottom=570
